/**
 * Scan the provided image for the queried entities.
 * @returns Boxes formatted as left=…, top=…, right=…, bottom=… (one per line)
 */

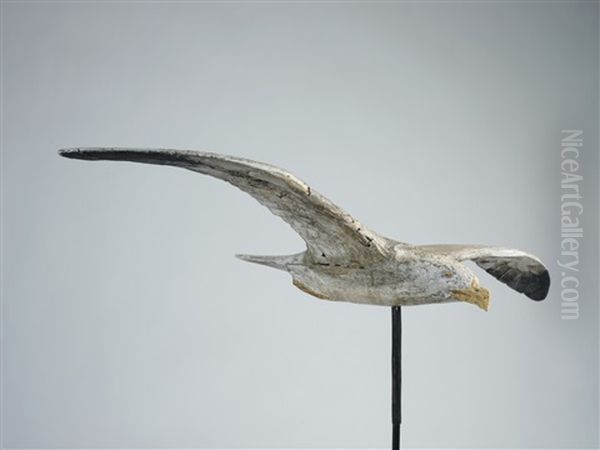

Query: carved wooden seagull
left=60, top=147, right=550, bottom=449
left=59, top=148, right=550, bottom=311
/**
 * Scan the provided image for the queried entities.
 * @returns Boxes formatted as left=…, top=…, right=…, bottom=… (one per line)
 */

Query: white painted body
left=60, top=148, right=550, bottom=310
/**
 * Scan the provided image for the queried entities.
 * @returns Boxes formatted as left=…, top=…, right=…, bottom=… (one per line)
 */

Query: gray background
left=2, top=1, right=598, bottom=448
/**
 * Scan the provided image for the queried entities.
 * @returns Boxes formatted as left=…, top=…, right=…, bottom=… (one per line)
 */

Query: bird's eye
left=443, top=272, right=453, bottom=278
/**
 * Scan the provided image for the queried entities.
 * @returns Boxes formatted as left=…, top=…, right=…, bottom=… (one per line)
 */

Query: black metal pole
left=391, top=306, right=402, bottom=450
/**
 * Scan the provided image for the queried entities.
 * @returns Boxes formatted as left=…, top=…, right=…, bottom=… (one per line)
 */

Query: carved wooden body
left=60, top=148, right=550, bottom=310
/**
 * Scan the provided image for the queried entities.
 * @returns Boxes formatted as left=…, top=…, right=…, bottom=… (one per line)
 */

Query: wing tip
left=58, top=148, right=81, bottom=158
left=524, top=269, right=550, bottom=301
left=58, top=148, right=194, bottom=165
left=58, top=148, right=111, bottom=160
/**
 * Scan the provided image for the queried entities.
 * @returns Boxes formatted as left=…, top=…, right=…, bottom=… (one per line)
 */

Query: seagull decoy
left=59, top=148, right=550, bottom=309
left=60, top=148, right=550, bottom=448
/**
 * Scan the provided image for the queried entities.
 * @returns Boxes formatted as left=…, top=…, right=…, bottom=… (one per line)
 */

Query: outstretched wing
left=416, top=244, right=550, bottom=301
left=59, top=148, right=390, bottom=263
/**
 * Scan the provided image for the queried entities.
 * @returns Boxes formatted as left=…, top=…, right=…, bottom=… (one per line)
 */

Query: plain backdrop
left=2, top=1, right=598, bottom=448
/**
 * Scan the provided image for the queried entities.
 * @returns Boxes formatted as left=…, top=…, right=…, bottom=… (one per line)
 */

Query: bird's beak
left=451, top=280, right=490, bottom=311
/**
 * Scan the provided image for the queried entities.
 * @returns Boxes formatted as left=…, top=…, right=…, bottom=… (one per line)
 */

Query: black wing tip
left=58, top=148, right=83, bottom=158
left=58, top=148, right=112, bottom=160
left=58, top=148, right=177, bottom=163
left=524, top=270, right=550, bottom=301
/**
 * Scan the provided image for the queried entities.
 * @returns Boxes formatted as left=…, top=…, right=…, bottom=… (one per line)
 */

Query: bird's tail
left=235, top=253, right=303, bottom=271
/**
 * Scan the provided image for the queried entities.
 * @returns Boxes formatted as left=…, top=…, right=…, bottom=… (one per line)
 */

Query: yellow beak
left=451, top=280, right=491, bottom=311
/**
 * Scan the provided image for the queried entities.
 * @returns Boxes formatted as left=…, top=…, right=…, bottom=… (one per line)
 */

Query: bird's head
left=450, top=278, right=490, bottom=311
left=428, top=261, right=491, bottom=311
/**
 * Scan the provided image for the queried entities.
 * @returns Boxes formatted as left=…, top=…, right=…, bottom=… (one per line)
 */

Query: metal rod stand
left=391, top=306, right=402, bottom=450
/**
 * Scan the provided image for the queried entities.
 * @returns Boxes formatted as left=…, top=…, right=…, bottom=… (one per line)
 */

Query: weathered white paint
left=59, top=148, right=550, bottom=311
